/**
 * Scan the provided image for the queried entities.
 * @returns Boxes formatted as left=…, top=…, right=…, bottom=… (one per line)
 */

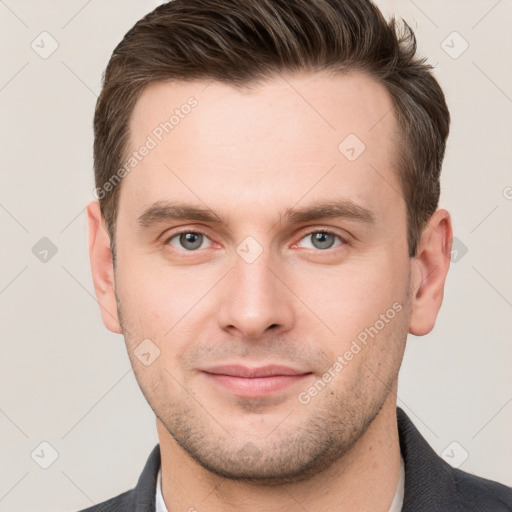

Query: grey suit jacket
left=76, top=408, right=512, bottom=511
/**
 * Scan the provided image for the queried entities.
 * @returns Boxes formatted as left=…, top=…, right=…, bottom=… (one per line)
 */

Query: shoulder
left=72, top=444, right=161, bottom=512
left=451, top=467, right=512, bottom=511
left=397, top=408, right=512, bottom=511
left=74, top=489, right=134, bottom=512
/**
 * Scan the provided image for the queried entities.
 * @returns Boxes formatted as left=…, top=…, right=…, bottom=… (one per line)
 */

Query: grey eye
left=297, top=231, right=343, bottom=250
left=169, top=232, right=206, bottom=250
left=311, top=232, right=336, bottom=249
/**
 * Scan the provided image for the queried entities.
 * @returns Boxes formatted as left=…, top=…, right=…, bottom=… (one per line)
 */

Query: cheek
left=116, top=274, right=166, bottom=329
left=114, top=253, right=220, bottom=362
left=292, top=251, right=408, bottom=333
left=115, top=249, right=187, bottom=314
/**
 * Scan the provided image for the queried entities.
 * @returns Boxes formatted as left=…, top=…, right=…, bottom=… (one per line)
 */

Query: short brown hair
left=93, top=0, right=450, bottom=258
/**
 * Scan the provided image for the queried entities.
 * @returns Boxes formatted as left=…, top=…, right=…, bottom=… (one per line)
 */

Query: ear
left=409, top=209, right=453, bottom=336
left=87, top=201, right=122, bottom=334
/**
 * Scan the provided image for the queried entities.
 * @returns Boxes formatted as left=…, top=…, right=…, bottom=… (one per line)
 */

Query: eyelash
left=293, top=230, right=348, bottom=250
left=163, top=228, right=348, bottom=252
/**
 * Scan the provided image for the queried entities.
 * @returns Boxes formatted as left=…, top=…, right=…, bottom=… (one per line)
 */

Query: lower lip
left=203, top=373, right=312, bottom=397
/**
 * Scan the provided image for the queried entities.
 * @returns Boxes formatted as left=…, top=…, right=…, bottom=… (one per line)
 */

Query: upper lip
left=202, top=364, right=310, bottom=378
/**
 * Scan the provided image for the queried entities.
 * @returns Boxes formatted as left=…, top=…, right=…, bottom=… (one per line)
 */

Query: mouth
left=201, top=364, right=314, bottom=397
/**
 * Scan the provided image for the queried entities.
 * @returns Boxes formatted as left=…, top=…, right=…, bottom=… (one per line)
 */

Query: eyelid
left=292, top=226, right=350, bottom=247
left=163, top=226, right=215, bottom=246
left=161, top=225, right=351, bottom=251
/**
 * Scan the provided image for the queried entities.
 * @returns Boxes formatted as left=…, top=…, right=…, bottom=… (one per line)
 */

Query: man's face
left=112, top=72, right=414, bottom=483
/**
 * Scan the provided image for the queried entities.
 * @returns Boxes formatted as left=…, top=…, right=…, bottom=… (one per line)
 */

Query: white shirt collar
left=155, top=464, right=168, bottom=512
left=155, top=456, right=405, bottom=512
left=388, top=455, right=405, bottom=512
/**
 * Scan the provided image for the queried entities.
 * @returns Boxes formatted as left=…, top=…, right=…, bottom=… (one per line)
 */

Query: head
left=89, top=0, right=452, bottom=484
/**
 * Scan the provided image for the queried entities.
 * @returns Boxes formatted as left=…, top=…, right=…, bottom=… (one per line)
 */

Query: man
left=83, top=0, right=512, bottom=510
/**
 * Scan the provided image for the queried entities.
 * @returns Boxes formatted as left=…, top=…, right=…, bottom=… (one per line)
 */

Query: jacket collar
left=397, top=408, right=462, bottom=511
left=132, top=443, right=160, bottom=511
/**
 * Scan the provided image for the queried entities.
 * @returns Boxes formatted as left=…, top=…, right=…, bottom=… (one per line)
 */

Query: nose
left=216, top=248, right=295, bottom=341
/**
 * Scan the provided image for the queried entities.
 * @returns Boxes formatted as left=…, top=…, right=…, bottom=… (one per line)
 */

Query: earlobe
left=87, top=201, right=122, bottom=334
left=408, top=209, right=453, bottom=336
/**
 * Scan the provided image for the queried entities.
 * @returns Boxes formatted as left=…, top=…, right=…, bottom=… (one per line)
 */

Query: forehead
left=121, top=71, right=401, bottom=225
left=129, top=71, right=397, bottom=152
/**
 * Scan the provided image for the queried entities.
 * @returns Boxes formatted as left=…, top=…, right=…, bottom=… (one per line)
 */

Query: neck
left=157, top=393, right=401, bottom=512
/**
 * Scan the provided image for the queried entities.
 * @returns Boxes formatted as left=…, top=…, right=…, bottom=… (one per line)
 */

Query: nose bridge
left=215, top=241, right=294, bottom=339
left=235, top=248, right=276, bottom=302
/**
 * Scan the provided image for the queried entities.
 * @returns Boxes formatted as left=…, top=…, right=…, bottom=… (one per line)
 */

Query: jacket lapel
left=397, top=408, right=462, bottom=511
left=131, top=443, right=161, bottom=511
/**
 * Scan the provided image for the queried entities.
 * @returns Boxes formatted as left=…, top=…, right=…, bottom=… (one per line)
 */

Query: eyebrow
left=284, top=200, right=375, bottom=225
left=136, top=199, right=376, bottom=229
left=137, top=202, right=223, bottom=228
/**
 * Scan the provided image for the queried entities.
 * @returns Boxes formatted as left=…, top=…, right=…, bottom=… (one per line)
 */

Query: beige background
left=0, top=0, right=511, bottom=511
